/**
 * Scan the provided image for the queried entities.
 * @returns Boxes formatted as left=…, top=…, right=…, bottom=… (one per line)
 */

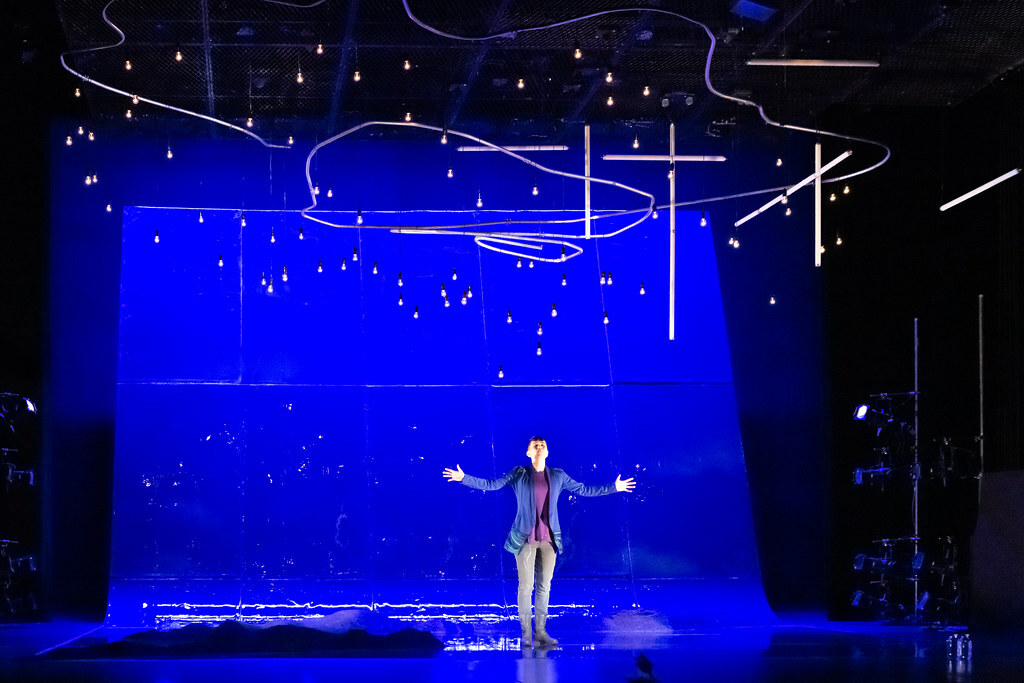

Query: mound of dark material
left=40, top=621, right=444, bottom=659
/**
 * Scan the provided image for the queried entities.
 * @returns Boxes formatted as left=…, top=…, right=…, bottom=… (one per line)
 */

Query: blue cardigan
left=461, top=466, right=617, bottom=554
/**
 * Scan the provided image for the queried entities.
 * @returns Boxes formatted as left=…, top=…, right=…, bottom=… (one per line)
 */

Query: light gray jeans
left=515, top=540, right=557, bottom=618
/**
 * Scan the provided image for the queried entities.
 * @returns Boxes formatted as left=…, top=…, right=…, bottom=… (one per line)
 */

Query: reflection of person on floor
left=443, top=436, right=636, bottom=648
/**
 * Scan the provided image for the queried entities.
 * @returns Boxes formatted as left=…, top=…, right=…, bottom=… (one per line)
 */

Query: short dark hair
left=528, top=436, right=546, bottom=444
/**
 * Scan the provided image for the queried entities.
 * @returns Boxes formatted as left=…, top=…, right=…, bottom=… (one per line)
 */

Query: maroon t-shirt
left=527, top=468, right=552, bottom=543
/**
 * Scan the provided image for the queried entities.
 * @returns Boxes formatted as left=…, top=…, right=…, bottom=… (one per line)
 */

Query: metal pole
left=584, top=125, right=591, bottom=239
left=814, top=142, right=822, bottom=267
left=978, top=294, right=985, bottom=506
left=913, top=317, right=920, bottom=621
left=669, top=122, right=676, bottom=341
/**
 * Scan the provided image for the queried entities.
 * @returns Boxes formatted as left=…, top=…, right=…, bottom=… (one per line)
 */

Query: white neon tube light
left=457, top=145, right=569, bottom=152
left=602, top=154, right=727, bottom=162
left=939, top=168, right=1021, bottom=212
left=734, top=150, right=852, bottom=227
left=746, top=59, right=879, bottom=67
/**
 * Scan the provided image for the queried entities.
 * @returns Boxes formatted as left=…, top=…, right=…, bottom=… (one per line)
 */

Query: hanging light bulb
left=246, top=117, right=253, bottom=128
left=600, top=271, right=607, bottom=285
left=643, top=85, right=650, bottom=96
left=728, top=236, right=735, bottom=246
left=447, top=167, right=454, bottom=178
left=88, top=131, right=94, bottom=141
left=781, top=195, right=788, bottom=204
left=356, top=210, right=364, bottom=225
left=316, top=43, right=324, bottom=55
left=106, top=204, right=112, bottom=212
left=218, top=254, right=224, bottom=268
left=282, top=265, right=288, bottom=282
left=92, top=173, right=98, bottom=184
left=403, top=59, right=411, bottom=70
left=175, top=50, right=183, bottom=62
left=603, top=311, right=609, bottom=324
left=125, top=59, right=132, bottom=70
left=633, top=136, right=639, bottom=149
left=318, top=260, right=323, bottom=273
left=461, top=291, right=467, bottom=305
left=313, top=185, right=320, bottom=195
left=398, top=293, right=404, bottom=306
left=270, top=228, right=276, bottom=243
left=836, top=235, right=843, bottom=246
left=476, top=193, right=483, bottom=208
left=843, top=185, right=850, bottom=195
left=639, top=282, right=646, bottom=295
left=560, top=245, right=566, bottom=259
left=528, top=260, right=534, bottom=269
left=440, top=283, right=447, bottom=297
left=65, top=136, right=72, bottom=146
left=288, top=136, right=294, bottom=145
left=700, top=211, right=707, bottom=227
left=466, top=285, right=473, bottom=298
left=516, top=257, right=522, bottom=269
left=397, top=272, right=404, bottom=287
left=84, top=174, right=92, bottom=186
left=126, top=109, right=132, bottom=119
left=652, top=209, right=659, bottom=219
left=327, top=187, right=333, bottom=198
left=440, top=131, right=447, bottom=144
left=241, top=213, right=246, bottom=227
left=341, top=257, right=347, bottom=270
left=154, top=229, right=160, bottom=243
left=819, top=245, right=826, bottom=254
left=507, top=310, right=512, bottom=324
left=517, top=78, right=525, bottom=89
left=605, top=71, right=613, bottom=83
left=551, top=303, right=558, bottom=318
left=299, top=226, right=305, bottom=240
left=74, top=87, right=81, bottom=97
left=268, top=276, right=274, bottom=293
left=413, top=306, right=419, bottom=319
left=606, top=96, right=614, bottom=106
left=776, top=157, right=782, bottom=167
left=353, top=70, right=361, bottom=82
left=532, top=185, right=539, bottom=196
left=667, top=166, right=674, bottom=179
left=770, top=296, right=776, bottom=305
left=132, top=94, right=139, bottom=104
left=78, top=126, right=84, bottom=135
left=785, top=206, right=792, bottom=216
left=296, top=70, right=304, bottom=84
left=352, top=247, right=358, bottom=261
left=537, top=322, right=543, bottom=336
left=498, top=365, right=504, bottom=379
left=537, top=342, right=542, bottom=356
left=198, top=211, right=204, bottom=224
left=373, top=261, right=378, bottom=275
left=733, top=239, right=741, bottom=249
left=404, top=112, right=412, bottom=122
left=444, top=295, right=450, bottom=308
left=607, top=272, right=613, bottom=285
left=167, top=146, right=173, bottom=159
left=829, top=193, right=837, bottom=202
left=261, top=272, right=267, bottom=286
left=561, top=273, right=567, bottom=286
left=452, top=268, right=458, bottom=281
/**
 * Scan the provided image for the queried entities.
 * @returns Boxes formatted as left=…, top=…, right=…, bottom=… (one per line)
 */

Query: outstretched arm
left=442, top=465, right=516, bottom=491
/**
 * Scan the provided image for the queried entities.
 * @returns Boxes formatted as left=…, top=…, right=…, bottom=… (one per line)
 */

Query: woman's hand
left=614, top=475, right=636, bottom=492
left=443, top=464, right=465, bottom=482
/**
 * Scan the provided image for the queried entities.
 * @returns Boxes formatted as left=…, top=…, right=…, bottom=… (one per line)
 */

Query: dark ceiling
left=49, top=0, right=1024, bottom=146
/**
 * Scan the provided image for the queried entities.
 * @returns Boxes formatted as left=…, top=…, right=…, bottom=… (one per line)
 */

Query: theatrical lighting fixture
left=498, top=365, right=504, bottom=379
left=175, top=50, right=183, bottom=62
left=747, top=59, right=880, bottom=67
left=413, top=306, right=419, bottom=319
left=154, top=230, right=160, bottom=243
left=819, top=245, right=826, bottom=254
left=537, top=342, right=542, bottom=356
left=551, top=303, right=558, bottom=318
left=299, top=228, right=305, bottom=243
left=282, top=266, right=288, bottom=282
left=517, top=78, right=525, bottom=89
left=527, top=259, right=534, bottom=269
left=353, top=70, right=361, bottom=82
left=397, top=272, right=404, bottom=286
left=643, top=85, right=650, bottom=96
left=639, top=283, right=646, bottom=295
left=318, top=260, right=323, bottom=273
left=939, top=168, right=1022, bottom=211
left=537, top=322, right=543, bottom=336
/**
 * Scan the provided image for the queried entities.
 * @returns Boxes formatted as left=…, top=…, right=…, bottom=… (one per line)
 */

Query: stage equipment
left=0, top=394, right=37, bottom=432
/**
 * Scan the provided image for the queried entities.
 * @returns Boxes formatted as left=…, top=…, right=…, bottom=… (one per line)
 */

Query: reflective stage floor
left=2, top=613, right=1013, bottom=682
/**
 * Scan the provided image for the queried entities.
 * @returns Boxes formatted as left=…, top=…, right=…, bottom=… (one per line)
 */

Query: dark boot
left=534, top=613, right=558, bottom=647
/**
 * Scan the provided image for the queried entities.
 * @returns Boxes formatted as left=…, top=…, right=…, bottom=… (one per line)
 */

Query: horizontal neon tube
left=602, top=154, right=727, bottom=162
left=746, top=59, right=879, bottom=67
left=939, top=168, right=1021, bottom=212
left=457, top=145, right=569, bottom=152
